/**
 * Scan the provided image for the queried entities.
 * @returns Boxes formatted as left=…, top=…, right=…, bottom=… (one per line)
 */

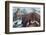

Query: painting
left=5, top=1, right=45, bottom=34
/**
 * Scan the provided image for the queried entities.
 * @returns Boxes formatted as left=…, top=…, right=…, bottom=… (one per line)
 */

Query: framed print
left=5, top=1, right=45, bottom=34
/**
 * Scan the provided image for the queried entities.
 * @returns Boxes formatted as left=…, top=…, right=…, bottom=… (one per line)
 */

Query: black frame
left=5, top=1, right=45, bottom=34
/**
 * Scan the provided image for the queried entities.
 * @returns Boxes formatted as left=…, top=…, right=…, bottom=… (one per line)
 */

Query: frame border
left=5, top=1, right=45, bottom=34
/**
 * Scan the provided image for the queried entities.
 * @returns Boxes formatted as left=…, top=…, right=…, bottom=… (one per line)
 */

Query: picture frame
left=5, top=1, right=45, bottom=34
